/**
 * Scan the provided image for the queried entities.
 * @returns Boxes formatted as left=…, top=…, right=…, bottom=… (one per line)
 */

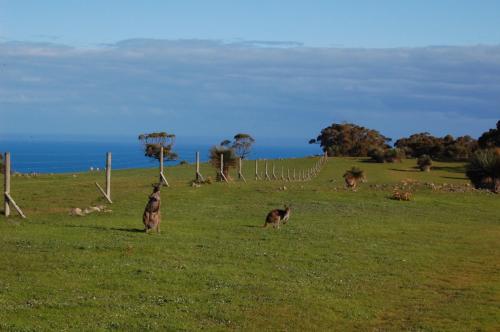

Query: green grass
left=1, top=157, right=499, bottom=331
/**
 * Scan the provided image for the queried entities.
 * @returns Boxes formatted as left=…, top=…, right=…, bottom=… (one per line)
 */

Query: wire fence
left=2, top=150, right=328, bottom=219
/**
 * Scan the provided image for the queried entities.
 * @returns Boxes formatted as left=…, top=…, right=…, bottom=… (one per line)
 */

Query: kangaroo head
left=152, top=183, right=162, bottom=193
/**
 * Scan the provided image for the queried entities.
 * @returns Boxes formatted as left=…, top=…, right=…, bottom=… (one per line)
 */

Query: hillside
left=1, top=157, right=499, bottom=331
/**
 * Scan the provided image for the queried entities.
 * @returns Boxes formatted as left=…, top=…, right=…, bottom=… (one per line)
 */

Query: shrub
left=466, top=148, right=500, bottom=193
left=368, top=148, right=404, bottom=163
left=391, top=189, right=412, bottom=201
left=384, top=148, right=404, bottom=163
left=417, top=155, right=432, bottom=172
left=209, top=146, right=238, bottom=181
left=368, top=148, right=385, bottom=163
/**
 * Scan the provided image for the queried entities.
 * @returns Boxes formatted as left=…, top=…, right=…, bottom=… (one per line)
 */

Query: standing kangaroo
left=264, top=206, right=291, bottom=229
left=143, top=183, right=162, bottom=233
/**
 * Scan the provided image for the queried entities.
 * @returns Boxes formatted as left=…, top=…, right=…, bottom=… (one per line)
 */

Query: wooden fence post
left=293, top=168, right=296, bottom=181
left=95, top=152, right=113, bottom=204
left=159, top=147, right=169, bottom=187
left=255, top=160, right=260, bottom=180
left=238, top=158, right=247, bottom=183
left=287, top=168, right=291, bottom=182
left=4, top=152, right=26, bottom=218
left=265, top=160, right=271, bottom=180
left=219, top=154, right=229, bottom=183
left=106, top=152, right=111, bottom=199
left=272, top=163, right=277, bottom=180
left=4, top=152, right=10, bottom=217
left=195, top=151, right=204, bottom=182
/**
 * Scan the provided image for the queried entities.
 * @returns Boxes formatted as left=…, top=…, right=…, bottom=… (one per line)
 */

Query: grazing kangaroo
left=264, top=206, right=291, bottom=229
left=344, top=175, right=357, bottom=190
left=143, top=183, right=162, bottom=233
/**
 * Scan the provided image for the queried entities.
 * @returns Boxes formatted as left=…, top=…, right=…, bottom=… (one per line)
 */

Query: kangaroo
left=264, top=206, right=291, bottom=229
left=344, top=175, right=357, bottom=190
left=143, top=183, right=162, bottom=233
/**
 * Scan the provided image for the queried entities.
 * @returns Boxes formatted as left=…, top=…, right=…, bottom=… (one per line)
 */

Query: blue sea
left=0, top=138, right=321, bottom=174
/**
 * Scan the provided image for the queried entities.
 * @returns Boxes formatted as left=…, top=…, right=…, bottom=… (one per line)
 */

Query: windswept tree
left=209, top=145, right=238, bottom=181
left=218, top=133, right=256, bottom=159
left=138, top=132, right=178, bottom=162
left=478, top=120, right=500, bottom=149
left=232, top=133, right=255, bottom=159
left=466, top=148, right=500, bottom=193
left=312, top=123, right=391, bottom=157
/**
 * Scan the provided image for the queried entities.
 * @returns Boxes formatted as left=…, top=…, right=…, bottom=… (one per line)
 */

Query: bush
left=368, top=148, right=404, bottom=163
left=417, top=155, right=432, bottom=172
left=209, top=146, right=238, bottom=181
left=466, top=148, right=500, bottom=193
left=384, top=148, right=404, bottom=163
left=368, top=148, right=385, bottom=163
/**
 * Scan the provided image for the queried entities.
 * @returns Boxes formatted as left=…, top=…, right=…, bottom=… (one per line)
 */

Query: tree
left=478, top=120, right=500, bottom=149
left=395, top=133, right=477, bottom=161
left=466, top=148, right=500, bottom=193
left=138, top=132, right=178, bottom=162
left=220, top=139, right=232, bottom=147
left=232, top=133, right=255, bottom=159
left=313, top=123, right=391, bottom=157
left=209, top=145, right=238, bottom=181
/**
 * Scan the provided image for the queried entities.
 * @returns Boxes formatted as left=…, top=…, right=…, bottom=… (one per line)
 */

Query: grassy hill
left=1, top=157, right=499, bottom=331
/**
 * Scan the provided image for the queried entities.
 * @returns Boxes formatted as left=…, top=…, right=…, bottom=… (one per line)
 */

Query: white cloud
left=0, top=39, right=499, bottom=139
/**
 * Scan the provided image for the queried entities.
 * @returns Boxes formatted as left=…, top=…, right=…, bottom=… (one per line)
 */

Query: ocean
left=0, top=139, right=321, bottom=174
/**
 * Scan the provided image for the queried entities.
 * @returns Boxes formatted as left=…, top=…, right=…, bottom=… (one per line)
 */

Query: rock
left=69, top=208, right=84, bottom=216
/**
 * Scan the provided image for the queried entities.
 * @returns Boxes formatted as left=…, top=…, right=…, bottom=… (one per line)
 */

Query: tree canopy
left=232, top=133, right=255, bottom=159
left=218, top=133, right=255, bottom=159
left=312, top=123, right=391, bottom=157
left=478, top=120, right=500, bottom=149
left=138, top=132, right=178, bottom=161
left=395, top=133, right=477, bottom=161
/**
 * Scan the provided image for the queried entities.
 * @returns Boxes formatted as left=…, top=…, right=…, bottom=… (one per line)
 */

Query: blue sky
left=2, top=1, right=500, bottom=48
left=0, top=1, right=499, bottom=143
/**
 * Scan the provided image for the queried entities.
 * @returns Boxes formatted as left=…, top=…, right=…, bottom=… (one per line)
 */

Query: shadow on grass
left=389, top=168, right=420, bottom=173
left=432, top=166, right=466, bottom=173
left=64, top=224, right=144, bottom=233
left=110, top=227, right=145, bottom=233
left=441, top=176, right=467, bottom=180
left=243, top=225, right=262, bottom=228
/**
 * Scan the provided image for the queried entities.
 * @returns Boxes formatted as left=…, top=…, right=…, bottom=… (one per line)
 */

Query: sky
left=1, top=1, right=500, bottom=143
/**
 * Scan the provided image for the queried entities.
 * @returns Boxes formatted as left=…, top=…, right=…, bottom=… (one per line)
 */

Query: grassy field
left=0, top=157, right=499, bottom=331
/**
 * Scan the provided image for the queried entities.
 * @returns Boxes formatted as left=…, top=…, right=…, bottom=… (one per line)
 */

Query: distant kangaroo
left=264, top=206, right=291, bottom=229
left=143, top=183, right=162, bottom=233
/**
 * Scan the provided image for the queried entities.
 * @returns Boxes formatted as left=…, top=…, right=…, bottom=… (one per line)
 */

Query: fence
left=2, top=150, right=329, bottom=218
